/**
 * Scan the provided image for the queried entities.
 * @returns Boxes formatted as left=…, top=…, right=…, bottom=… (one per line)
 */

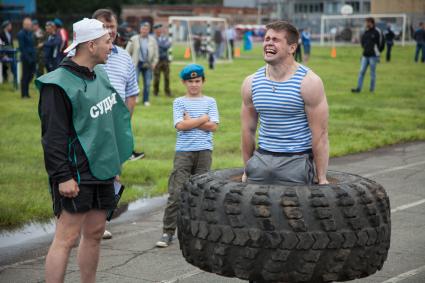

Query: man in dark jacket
left=37, top=18, right=133, bottom=283
left=1, top=20, right=14, bottom=82
left=351, top=17, right=384, bottom=93
left=32, top=19, right=46, bottom=77
left=43, top=21, right=62, bottom=71
left=17, top=17, right=36, bottom=98
left=384, top=24, right=395, bottom=62
left=413, top=22, right=425, bottom=63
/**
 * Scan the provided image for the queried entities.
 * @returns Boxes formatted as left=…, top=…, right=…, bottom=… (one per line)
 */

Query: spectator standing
left=153, top=24, right=172, bottom=97
left=0, top=20, right=14, bottom=82
left=155, top=64, right=219, bottom=248
left=243, top=29, right=253, bottom=51
left=213, top=26, right=224, bottom=59
left=54, top=18, right=69, bottom=62
left=91, top=9, right=144, bottom=240
left=295, top=36, right=302, bottom=62
left=207, top=39, right=215, bottom=69
left=351, top=17, right=385, bottom=94
left=301, top=28, right=311, bottom=63
left=384, top=24, right=395, bottom=62
left=43, top=21, right=62, bottom=72
left=126, top=22, right=158, bottom=106
left=225, top=25, right=236, bottom=58
left=17, top=17, right=36, bottom=98
left=413, top=22, right=425, bottom=63
left=32, top=19, right=46, bottom=76
left=193, top=33, right=202, bottom=57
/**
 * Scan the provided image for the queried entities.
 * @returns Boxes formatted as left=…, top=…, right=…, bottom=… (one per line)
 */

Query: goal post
left=320, top=13, right=407, bottom=46
left=168, top=16, right=232, bottom=63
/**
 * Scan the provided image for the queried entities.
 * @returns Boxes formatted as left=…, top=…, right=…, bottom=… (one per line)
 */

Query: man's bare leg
left=45, top=211, right=85, bottom=283
left=78, top=209, right=107, bottom=283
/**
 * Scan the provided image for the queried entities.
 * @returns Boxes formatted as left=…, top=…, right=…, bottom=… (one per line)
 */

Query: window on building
left=346, top=1, right=360, bottom=13
left=363, top=1, right=371, bottom=13
left=295, top=2, right=324, bottom=14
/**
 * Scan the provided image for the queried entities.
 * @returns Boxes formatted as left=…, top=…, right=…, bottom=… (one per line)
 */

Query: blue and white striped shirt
left=173, top=96, right=219, bottom=152
left=252, top=65, right=312, bottom=153
left=102, top=45, right=139, bottom=102
left=68, top=45, right=139, bottom=102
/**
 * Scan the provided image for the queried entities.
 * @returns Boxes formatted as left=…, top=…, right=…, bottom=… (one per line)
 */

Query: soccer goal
left=320, top=13, right=407, bottom=46
left=168, top=16, right=232, bottom=63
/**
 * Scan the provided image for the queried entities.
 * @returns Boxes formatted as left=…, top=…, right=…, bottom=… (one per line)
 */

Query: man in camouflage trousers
left=153, top=24, right=172, bottom=97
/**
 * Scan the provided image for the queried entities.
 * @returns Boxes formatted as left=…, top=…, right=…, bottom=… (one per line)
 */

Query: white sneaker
left=144, top=101, right=151, bottom=107
left=155, top=233, right=173, bottom=248
left=102, top=230, right=112, bottom=240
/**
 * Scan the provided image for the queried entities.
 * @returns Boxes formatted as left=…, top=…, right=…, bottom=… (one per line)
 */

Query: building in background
left=372, top=0, right=425, bottom=27
left=0, top=0, right=36, bottom=21
left=223, top=0, right=424, bottom=41
left=121, top=4, right=263, bottom=31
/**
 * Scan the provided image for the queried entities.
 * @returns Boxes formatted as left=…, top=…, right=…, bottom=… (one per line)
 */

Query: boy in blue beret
left=156, top=64, right=219, bottom=247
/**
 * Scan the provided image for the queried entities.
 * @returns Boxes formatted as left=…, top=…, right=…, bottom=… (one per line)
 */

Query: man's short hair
left=140, top=21, right=151, bottom=29
left=265, top=21, right=299, bottom=45
left=366, top=17, right=375, bottom=25
left=92, top=8, right=117, bottom=22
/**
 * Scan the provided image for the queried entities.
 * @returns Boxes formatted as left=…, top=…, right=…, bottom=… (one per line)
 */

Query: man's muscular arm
left=241, top=74, right=258, bottom=166
left=301, top=71, right=329, bottom=184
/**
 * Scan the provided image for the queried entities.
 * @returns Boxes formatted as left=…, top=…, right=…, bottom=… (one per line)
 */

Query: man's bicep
left=241, top=75, right=258, bottom=128
left=302, top=73, right=328, bottom=128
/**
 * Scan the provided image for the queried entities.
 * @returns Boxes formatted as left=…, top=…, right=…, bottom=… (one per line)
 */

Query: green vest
left=36, top=65, right=134, bottom=180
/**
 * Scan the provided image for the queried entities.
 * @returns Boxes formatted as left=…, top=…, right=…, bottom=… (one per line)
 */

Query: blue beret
left=53, top=18, right=63, bottom=27
left=180, top=64, right=205, bottom=80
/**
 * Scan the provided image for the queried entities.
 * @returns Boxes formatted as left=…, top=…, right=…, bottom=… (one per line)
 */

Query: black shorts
left=51, top=182, right=116, bottom=217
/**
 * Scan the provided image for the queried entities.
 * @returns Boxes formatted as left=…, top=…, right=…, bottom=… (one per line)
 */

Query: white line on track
left=160, top=269, right=204, bottom=283
left=381, top=264, right=425, bottom=283
left=363, top=160, right=425, bottom=178
left=391, top=199, right=425, bottom=213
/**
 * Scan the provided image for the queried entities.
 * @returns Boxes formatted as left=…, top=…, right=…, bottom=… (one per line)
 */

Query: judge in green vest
left=36, top=18, right=133, bottom=283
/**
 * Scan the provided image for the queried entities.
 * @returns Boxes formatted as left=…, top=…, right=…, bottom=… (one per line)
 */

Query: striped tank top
left=252, top=64, right=312, bottom=153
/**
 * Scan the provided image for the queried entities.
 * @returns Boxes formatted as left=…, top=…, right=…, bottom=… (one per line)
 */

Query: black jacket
left=0, top=30, right=13, bottom=47
left=413, top=28, right=425, bottom=44
left=39, top=57, right=113, bottom=185
left=361, top=27, right=384, bottom=57
left=385, top=29, right=395, bottom=44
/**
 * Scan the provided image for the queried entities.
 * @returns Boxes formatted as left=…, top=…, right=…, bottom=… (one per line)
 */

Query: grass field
left=1, top=44, right=424, bottom=229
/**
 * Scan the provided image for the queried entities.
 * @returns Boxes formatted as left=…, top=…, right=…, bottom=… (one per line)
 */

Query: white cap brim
left=64, top=41, right=79, bottom=53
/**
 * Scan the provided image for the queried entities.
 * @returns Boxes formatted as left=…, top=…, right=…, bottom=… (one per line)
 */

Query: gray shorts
left=245, top=149, right=315, bottom=185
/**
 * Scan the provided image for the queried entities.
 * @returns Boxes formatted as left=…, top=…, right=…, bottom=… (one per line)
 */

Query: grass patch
left=1, top=45, right=424, bottom=228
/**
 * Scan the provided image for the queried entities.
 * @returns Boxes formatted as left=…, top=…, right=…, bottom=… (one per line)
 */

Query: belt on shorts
left=257, top=148, right=313, bottom=157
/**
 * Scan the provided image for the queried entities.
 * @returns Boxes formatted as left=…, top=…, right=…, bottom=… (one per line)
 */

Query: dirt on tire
left=177, top=168, right=391, bottom=283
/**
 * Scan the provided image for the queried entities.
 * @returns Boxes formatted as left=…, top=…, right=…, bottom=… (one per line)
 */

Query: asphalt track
left=0, top=141, right=424, bottom=283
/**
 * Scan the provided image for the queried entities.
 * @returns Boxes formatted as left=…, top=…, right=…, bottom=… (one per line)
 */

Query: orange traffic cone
left=234, top=47, right=241, bottom=58
left=184, top=47, right=191, bottom=59
left=331, top=47, right=337, bottom=58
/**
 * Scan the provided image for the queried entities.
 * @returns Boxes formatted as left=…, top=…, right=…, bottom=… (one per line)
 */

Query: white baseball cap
left=64, top=18, right=109, bottom=53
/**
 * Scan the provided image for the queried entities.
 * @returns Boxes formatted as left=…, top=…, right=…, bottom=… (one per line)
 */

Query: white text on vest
left=90, top=93, right=117, bottom=118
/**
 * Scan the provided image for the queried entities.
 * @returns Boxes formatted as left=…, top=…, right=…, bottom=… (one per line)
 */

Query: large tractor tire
left=177, top=168, right=391, bottom=283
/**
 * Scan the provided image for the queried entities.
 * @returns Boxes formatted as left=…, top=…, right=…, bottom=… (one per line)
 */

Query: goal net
left=168, top=16, right=232, bottom=63
left=320, top=14, right=407, bottom=46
